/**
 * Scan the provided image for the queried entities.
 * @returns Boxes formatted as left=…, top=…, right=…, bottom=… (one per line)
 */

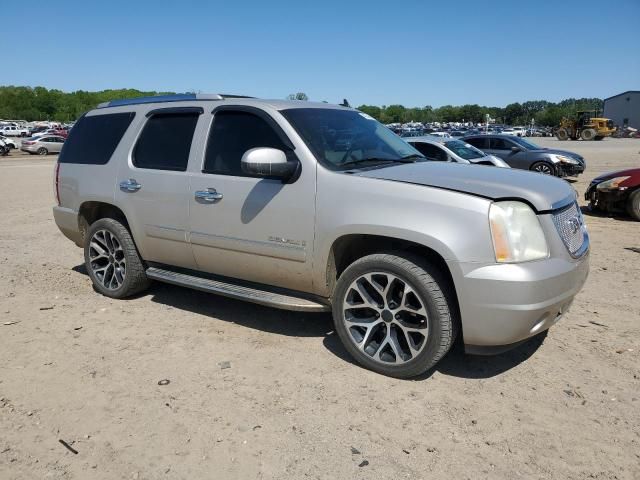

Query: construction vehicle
left=556, top=110, right=616, bottom=141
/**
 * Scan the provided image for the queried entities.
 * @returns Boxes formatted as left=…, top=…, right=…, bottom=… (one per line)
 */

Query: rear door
left=188, top=106, right=316, bottom=292
left=114, top=107, right=203, bottom=269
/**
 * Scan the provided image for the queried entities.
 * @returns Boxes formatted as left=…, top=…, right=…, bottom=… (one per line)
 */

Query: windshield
left=280, top=108, right=424, bottom=170
left=511, top=137, right=541, bottom=150
left=444, top=140, right=485, bottom=160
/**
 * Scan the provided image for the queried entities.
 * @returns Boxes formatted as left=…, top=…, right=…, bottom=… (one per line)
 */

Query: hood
left=592, top=168, right=640, bottom=184
left=355, top=162, right=575, bottom=212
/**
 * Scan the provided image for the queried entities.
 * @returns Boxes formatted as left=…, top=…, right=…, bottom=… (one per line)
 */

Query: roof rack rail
left=97, top=93, right=254, bottom=109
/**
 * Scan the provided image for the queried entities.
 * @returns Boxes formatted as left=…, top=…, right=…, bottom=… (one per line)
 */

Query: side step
left=146, top=267, right=330, bottom=313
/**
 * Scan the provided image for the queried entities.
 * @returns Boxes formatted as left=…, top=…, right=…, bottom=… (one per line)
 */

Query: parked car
left=52, top=94, right=589, bottom=378
left=428, top=131, right=451, bottom=138
left=463, top=134, right=586, bottom=177
left=407, top=136, right=509, bottom=167
left=0, top=125, right=29, bottom=137
left=29, top=126, right=49, bottom=136
left=21, top=135, right=65, bottom=155
left=0, top=135, right=17, bottom=149
left=585, top=168, right=640, bottom=220
left=32, top=128, right=67, bottom=138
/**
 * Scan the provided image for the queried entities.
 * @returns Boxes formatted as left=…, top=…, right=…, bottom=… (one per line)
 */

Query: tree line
left=357, top=98, right=604, bottom=126
left=0, top=85, right=603, bottom=127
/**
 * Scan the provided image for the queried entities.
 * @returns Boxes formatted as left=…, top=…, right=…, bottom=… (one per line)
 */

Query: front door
left=188, top=107, right=316, bottom=292
left=115, top=108, right=203, bottom=269
left=486, top=137, right=526, bottom=168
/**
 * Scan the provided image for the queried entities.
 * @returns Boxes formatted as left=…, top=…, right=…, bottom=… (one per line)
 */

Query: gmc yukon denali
left=53, top=94, right=590, bottom=378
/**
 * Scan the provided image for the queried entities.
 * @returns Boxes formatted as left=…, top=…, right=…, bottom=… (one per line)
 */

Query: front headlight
left=596, top=176, right=630, bottom=191
left=554, top=155, right=579, bottom=165
left=489, top=201, right=549, bottom=263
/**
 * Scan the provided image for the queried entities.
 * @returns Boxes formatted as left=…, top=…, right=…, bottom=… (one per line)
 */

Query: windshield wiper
left=341, top=156, right=423, bottom=169
left=400, top=154, right=425, bottom=161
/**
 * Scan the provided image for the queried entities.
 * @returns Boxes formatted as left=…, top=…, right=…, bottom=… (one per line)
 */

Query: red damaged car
left=585, top=168, right=640, bottom=220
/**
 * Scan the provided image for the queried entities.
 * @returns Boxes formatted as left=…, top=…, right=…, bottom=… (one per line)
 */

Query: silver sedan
left=20, top=135, right=65, bottom=155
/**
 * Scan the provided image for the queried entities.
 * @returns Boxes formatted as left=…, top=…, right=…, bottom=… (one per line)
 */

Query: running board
left=146, top=267, right=330, bottom=313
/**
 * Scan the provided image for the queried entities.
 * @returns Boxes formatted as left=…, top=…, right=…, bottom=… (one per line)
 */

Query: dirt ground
left=1, top=138, right=638, bottom=480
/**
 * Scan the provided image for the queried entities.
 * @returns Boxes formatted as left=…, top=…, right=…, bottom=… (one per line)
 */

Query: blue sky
left=4, top=0, right=638, bottom=107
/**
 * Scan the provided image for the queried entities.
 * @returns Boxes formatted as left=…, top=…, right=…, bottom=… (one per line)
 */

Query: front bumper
left=449, top=252, right=589, bottom=350
left=585, top=183, right=628, bottom=211
left=557, top=162, right=585, bottom=177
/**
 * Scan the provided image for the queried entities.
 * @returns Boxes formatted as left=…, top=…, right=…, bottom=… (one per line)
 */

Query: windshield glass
left=281, top=108, right=424, bottom=170
left=511, top=137, right=541, bottom=150
left=444, top=140, right=485, bottom=160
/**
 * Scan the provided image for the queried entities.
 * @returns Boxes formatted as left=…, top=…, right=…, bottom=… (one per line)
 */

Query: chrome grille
left=552, top=202, right=587, bottom=257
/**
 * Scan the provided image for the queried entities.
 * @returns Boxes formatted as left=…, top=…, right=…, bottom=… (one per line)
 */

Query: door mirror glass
left=511, top=146, right=521, bottom=152
left=241, top=147, right=297, bottom=180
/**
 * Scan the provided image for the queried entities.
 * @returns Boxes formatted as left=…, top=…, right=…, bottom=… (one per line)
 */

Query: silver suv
left=53, top=94, right=590, bottom=378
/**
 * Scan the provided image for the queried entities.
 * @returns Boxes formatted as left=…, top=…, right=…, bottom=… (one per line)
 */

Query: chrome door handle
left=194, top=188, right=223, bottom=202
left=119, top=179, right=142, bottom=192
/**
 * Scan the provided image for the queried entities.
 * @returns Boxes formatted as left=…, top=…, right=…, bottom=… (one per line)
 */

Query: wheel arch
left=325, top=233, right=460, bottom=316
left=78, top=201, right=131, bottom=245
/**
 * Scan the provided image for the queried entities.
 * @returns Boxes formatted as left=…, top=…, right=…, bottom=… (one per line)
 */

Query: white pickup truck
left=0, top=125, right=30, bottom=137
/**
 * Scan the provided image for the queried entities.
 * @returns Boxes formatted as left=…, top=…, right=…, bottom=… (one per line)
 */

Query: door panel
left=114, top=111, right=201, bottom=269
left=188, top=109, right=316, bottom=292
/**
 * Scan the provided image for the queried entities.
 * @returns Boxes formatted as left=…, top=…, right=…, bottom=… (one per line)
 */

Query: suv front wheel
left=332, top=252, right=457, bottom=378
left=84, top=218, right=150, bottom=299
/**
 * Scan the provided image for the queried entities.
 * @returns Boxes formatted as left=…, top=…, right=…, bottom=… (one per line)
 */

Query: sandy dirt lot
left=1, top=138, right=638, bottom=480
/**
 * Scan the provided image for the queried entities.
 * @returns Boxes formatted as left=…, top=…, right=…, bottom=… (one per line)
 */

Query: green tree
left=287, top=92, right=309, bottom=101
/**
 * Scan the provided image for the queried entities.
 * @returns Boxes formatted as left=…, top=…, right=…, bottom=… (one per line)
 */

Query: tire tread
left=333, top=251, right=458, bottom=378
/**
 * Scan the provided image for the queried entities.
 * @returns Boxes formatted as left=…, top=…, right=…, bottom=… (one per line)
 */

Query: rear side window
left=58, top=112, right=135, bottom=165
left=203, top=111, right=287, bottom=176
left=465, top=137, right=486, bottom=149
left=133, top=113, right=199, bottom=171
left=410, top=142, right=448, bottom=161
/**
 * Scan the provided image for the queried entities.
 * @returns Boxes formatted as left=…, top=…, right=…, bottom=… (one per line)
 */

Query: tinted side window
left=465, top=137, right=486, bottom=149
left=133, top=113, right=199, bottom=171
left=58, top=112, right=135, bottom=165
left=490, top=138, right=512, bottom=150
left=203, top=111, right=286, bottom=176
left=411, top=142, right=448, bottom=161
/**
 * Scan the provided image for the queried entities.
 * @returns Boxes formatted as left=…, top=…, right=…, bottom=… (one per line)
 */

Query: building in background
left=603, top=91, right=639, bottom=129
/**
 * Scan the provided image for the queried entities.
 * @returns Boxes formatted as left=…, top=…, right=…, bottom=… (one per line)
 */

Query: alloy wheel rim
left=342, top=272, right=429, bottom=365
left=534, top=164, right=552, bottom=174
left=89, top=230, right=126, bottom=290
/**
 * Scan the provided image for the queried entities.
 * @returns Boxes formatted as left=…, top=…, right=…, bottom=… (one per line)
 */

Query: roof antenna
left=340, top=98, right=350, bottom=107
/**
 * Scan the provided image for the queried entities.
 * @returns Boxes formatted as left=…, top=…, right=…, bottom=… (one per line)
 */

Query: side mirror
left=241, top=147, right=298, bottom=181
left=511, top=146, right=521, bottom=152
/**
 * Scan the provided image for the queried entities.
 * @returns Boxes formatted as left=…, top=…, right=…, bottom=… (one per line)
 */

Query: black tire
left=84, top=218, right=150, bottom=298
left=627, top=190, right=640, bottom=221
left=37, top=147, right=48, bottom=155
left=332, top=252, right=457, bottom=378
left=580, top=128, right=596, bottom=141
left=530, top=161, right=556, bottom=176
left=556, top=128, right=569, bottom=141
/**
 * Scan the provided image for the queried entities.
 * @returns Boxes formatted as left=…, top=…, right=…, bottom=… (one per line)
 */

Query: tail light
left=53, top=162, right=61, bottom=206
left=23, top=141, right=34, bottom=145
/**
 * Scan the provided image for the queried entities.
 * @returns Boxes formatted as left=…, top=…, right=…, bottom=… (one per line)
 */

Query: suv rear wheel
left=332, top=252, right=456, bottom=378
left=84, top=218, right=150, bottom=298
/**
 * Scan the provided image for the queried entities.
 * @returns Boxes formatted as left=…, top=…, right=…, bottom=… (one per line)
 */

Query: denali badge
left=268, top=236, right=306, bottom=247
